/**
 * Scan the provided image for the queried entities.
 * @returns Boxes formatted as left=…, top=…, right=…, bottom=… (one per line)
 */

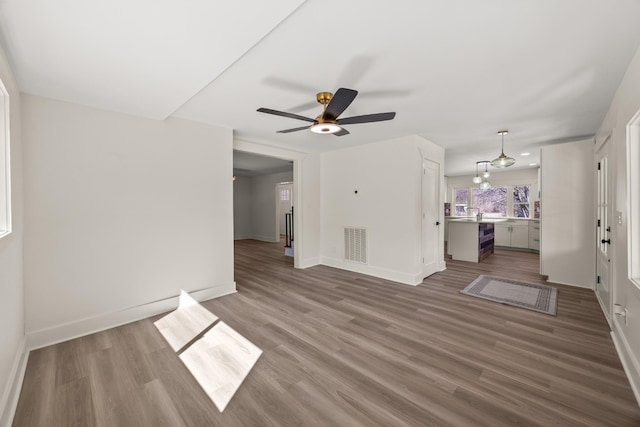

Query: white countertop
left=448, top=218, right=507, bottom=224
left=446, top=216, right=539, bottom=222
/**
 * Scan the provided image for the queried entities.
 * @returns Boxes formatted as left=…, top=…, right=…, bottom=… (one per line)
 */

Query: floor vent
left=344, top=227, right=367, bottom=264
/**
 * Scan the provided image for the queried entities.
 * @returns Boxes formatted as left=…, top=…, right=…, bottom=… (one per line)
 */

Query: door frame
left=420, top=154, right=445, bottom=278
left=595, top=131, right=614, bottom=325
left=234, top=139, right=305, bottom=268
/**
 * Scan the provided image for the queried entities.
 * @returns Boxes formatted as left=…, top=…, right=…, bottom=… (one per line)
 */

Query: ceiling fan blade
left=257, top=108, right=315, bottom=123
left=277, top=125, right=310, bottom=134
left=338, top=112, right=396, bottom=125
left=323, top=88, right=358, bottom=120
left=333, top=128, right=350, bottom=137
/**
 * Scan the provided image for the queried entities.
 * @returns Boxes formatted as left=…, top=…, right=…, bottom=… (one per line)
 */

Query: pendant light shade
left=474, top=161, right=492, bottom=189
left=491, top=130, right=516, bottom=168
left=472, top=162, right=482, bottom=184
left=482, top=162, right=491, bottom=179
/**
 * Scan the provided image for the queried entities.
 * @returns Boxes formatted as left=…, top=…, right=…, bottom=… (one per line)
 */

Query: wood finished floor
left=13, top=240, right=640, bottom=426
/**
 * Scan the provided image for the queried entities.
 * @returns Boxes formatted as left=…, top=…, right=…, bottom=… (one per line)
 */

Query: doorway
left=232, top=144, right=303, bottom=267
left=277, top=182, right=293, bottom=237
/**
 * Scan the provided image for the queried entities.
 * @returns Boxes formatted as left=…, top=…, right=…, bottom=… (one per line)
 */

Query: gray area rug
left=461, top=275, right=558, bottom=315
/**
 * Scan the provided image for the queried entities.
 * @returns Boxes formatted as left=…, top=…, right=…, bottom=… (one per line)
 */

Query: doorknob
left=601, top=239, right=611, bottom=244
left=435, top=221, right=440, bottom=226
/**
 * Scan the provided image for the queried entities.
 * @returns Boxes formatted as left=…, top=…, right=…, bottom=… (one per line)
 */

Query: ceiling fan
left=257, top=88, right=396, bottom=136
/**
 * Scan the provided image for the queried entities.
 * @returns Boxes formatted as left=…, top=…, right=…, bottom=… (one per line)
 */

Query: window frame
left=451, top=183, right=533, bottom=219
left=452, top=187, right=469, bottom=216
left=0, top=77, right=10, bottom=239
left=627, top=108, right=640, bottom=290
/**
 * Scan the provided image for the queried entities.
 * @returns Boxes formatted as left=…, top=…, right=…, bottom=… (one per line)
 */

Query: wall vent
left=344, top=227, right=368, bottom=264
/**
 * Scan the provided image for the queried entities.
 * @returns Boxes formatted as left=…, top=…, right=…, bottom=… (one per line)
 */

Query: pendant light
left=472, top=162, right=482, bottom=184
left=478, top=161, right=492, bottom=189
left=482, top=162, right=490, bottom=179
left=491, top=130, right=516, bottom=168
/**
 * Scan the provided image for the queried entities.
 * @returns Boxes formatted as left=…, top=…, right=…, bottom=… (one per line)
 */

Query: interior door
left=422, top=159, right=440, bottom=278
left=595, top=136, right=613, bottom=322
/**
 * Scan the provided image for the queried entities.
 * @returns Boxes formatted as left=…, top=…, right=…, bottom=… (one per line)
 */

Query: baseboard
left=611, top=328, right=640, bottom=407
left=320, top=257, right=422, bottom=286
left=0, top=337, right=28, bottom=427
left=545, top=278, right=593, bottom=289
left=250, top=234, right=279, bottom=243
left=234, top=234, right=252, bottom=240
left=298, top=257, right=320, bottom=269
left=26, top=282, right=237, bottom=351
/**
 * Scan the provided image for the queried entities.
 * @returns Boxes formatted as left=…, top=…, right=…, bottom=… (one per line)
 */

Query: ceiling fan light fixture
left=310, top=122, right=342, bottom=134
left=491, top=130, right=516, bottom=168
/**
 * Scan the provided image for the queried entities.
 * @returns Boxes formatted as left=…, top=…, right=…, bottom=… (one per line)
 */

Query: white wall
left=321, top=134, right=444, bottom=285
left=251, top=171, right=293, bottom=242
left=0, top=43, right=25, bottom=426
left=232, top=170, right=293, bottom=242
left=22, top=95, right=235, bottom=348
left=299, top=153, right=321, bottom=267
left=596, top=42, right=640, bottom=405
left=540, top=140, right=595, bottom=288
left=233, top=175, right=252, bottom=239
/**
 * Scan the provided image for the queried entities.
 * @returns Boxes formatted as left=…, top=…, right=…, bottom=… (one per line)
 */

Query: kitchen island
left=447, top=218, right=507, bottom=263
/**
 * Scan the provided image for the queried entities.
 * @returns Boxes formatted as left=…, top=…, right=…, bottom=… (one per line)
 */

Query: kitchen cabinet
left=495, top=219, right=529, bottom=248
left=528, top=220, right=540, bottom=251
left=448, top=219, right=496, bottom=262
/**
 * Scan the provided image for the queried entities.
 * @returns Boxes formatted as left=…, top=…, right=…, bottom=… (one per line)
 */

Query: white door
left=595, top=137, right=613, bottom=322
left=277, top=183, right=293, bottom=236
left=422, top=159, right=441, bottom=278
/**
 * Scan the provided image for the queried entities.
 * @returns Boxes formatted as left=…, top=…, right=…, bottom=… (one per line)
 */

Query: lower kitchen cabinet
left=495, top=220, right=531, bottom=249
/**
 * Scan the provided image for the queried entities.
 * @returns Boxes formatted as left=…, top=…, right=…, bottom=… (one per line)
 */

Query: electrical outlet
left=617, top=211, right=623, bottom=225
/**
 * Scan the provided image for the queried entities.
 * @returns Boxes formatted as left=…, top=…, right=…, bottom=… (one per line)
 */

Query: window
left=0, top=77, right=10, bottom=238
left=454, top=188, right=469, bottom=216
left=452, top=183, right=533, bottom=218
left=628, top=108, right=640, bottom=289
left=513, top=185, right=530, bottom=218
left=472, top=187, right=507, bottom=218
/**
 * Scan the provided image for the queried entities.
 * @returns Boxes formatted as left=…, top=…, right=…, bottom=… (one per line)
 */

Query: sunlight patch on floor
left=180, top=321, right=262, bottom=412
left=154, top=290, right=262, bottom=412
left=154, top=290, right=219, bottom=352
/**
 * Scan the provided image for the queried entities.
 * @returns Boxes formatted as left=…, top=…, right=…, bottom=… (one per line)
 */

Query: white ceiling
left=2, top=0, right=640, bottom=176
left=233, top=150, right=292, bottom=177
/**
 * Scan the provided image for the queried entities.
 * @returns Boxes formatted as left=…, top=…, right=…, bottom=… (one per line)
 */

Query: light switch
left=617, top=211, right=623, bottom=225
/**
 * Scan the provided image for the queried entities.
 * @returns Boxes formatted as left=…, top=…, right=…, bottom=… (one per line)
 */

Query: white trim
left=627, top=110, right=640, bottom=289
left=248, top=234, right=280, bottom=243
left=611, top=329, right=640, bottom=407
left=233, top=138, right=307, bottom=269
left=0, top=76, right=11, bottom=238
left=0, top=337, right=27, bottom=427
left=321, top=256, right=423, bottom=286
left=25, top=283, right=236, bottom=351
left=545, top=279, right=593, bottom=289
left=298, top=257, right=320, bottom=269
left=234, top=234, right=253, bottom=240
